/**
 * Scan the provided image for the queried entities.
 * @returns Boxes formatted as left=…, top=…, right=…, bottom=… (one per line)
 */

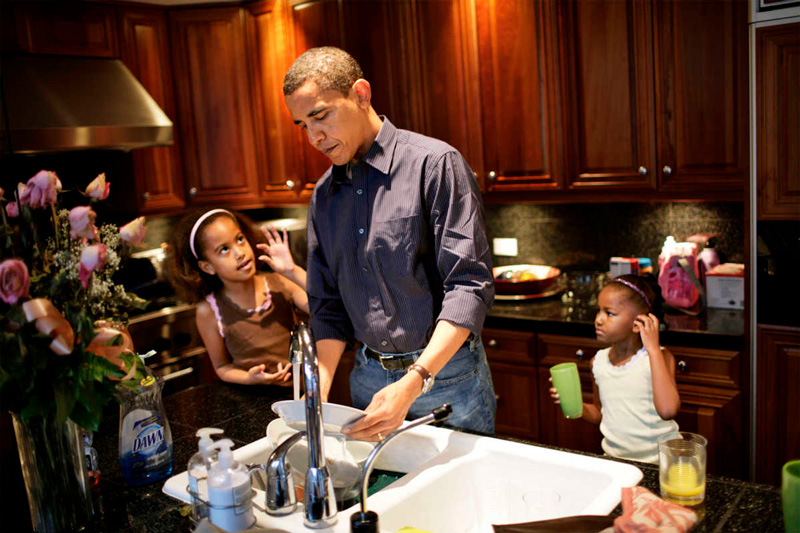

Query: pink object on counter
left=613, top=486, right=698, bottom=533
left=658, top=240, right=700, bottom=309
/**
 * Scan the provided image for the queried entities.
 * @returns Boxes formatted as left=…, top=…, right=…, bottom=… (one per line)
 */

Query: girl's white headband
left=189, top=209, right=233, bottom=259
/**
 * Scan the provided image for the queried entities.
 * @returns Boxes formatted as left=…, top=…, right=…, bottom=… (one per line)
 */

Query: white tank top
left=592, top=347, right=680, bottom=464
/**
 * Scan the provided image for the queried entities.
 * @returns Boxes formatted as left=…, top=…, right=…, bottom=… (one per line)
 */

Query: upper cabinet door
left=408, top=0, right=483, bottom=176
left=169, top=8, right=262, bottom=207
left=476, top=0, right=561, bottom=192
left=654, top=0, right=748, bottom=194
left=13, top=3, right=118, bottom=57
left=118, top=8, right=185, bottom=214
left=756, top=22, right=800, bottom=220
left=560, top=0, right=657, bottom=191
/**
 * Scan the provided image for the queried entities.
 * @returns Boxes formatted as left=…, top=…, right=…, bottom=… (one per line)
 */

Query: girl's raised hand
left=635, top=313, right=661, bottom=355
left=247, top=362, right=292, bottom=386
left=257, top=226, right=295, bottom=276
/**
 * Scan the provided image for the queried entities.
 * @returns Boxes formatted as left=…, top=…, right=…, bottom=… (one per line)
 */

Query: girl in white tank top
left=550, top=275, right=682, bottom=464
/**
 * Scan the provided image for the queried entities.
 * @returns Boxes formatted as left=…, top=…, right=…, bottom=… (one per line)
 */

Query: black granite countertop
left=26, top=381, right=778, bottom=533
left=487, top=290, right=745, bottom=349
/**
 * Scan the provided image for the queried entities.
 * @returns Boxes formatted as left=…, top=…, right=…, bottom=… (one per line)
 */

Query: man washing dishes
left=283, top=47, right=496, bottom=441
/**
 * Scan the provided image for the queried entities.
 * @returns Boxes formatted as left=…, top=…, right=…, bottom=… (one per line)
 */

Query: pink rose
left=79, top=244, right=107, bottom=288
left=85, top=173, right=110, bottom=200
left=0, top=259, right=30, bottom=305
left=68, top=206, right=98, bottom=241
left=5, top=202, right=19, bottom=218
left=119, top=217, right=147, bottom=247
left=21, top=170, right=61, bottom=209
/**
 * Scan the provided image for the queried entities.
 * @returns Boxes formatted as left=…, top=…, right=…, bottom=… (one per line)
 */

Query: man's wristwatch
left=407, top=364, right=434, bottom=394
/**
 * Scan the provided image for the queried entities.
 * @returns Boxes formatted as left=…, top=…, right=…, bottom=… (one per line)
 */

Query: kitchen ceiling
left=123, top=0, right=239, bottom=4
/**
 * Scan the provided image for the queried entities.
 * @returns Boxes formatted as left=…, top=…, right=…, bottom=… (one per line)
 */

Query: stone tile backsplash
left=485, top=202, right=745, bottom=272
left=141, top=201, right=744, bottom=274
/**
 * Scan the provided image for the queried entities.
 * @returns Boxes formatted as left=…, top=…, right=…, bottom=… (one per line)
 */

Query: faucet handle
left=431, top=404, right=452, bottom=422
left=264, top=431, right=306, bottom=516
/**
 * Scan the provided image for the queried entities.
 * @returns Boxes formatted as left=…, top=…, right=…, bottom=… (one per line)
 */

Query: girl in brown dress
left=166, top=209, right=307, bottom=385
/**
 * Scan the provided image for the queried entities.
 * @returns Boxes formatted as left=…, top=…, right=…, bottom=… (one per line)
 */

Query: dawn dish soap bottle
left=187, top=427, right=224, bottom=521
left=118, top=363, right=173, bottom=485
left=207, top=439, right=255, bottom=532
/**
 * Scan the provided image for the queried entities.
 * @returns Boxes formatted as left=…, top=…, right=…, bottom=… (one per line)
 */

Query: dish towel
left=609, top=486, right=698, bottom=533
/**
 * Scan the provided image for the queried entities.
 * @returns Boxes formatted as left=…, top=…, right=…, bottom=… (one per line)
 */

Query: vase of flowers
left=0, top=170, right=148, bottom=532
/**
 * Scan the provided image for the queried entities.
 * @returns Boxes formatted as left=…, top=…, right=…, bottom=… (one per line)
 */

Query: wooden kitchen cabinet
left=476, top=0, right=562, bottom=192
left=755, top=325, right=800, bottom=485
left=756, top=22, right=800, bottom=220
left=118, top=8, right=185, bottom=214
left=11, top=2, right=119, bottom=57
left=169, top=7, right=263, bottom=208
left=483, top=328, right=745, bottom=477
left=558, top=0, right=748, bottom=198
left=484, top=328, right=539, bottom=440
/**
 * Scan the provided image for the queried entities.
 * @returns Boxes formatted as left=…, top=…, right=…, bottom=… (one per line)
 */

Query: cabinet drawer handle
left=286, top=179, right=295, bottom=190
left=488, top=171, right=497, bottom=180
left=189, top=187, right=197, bottom=196
left=575, top=349, right=584, bottom=359
left=488, top=339, right=498, bottom=348
left=638, top=166, right=648, bottom=175
left=143, top=191, right=151, bottom=201
left=677, top=360, right=687, bottom=373
left=663, top=165, right=673, bottom=175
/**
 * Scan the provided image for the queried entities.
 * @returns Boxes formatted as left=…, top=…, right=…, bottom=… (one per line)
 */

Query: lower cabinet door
left=537, top=366, right=602, bottom=454
left=489, top=361, right=539, bottom=441
left=674, top=384, right=743, bottom=479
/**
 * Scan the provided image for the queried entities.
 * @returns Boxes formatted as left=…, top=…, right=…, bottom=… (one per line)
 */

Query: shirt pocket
left=372, top=215, right=428, bottom=280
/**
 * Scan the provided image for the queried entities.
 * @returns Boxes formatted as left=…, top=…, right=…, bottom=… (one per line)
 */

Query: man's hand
left=341, top=375, right=420, bottom=441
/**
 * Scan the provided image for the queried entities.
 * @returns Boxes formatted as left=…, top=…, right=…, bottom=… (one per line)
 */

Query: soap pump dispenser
left=187, top=427, right=224, bottom=521
left=207, top=439, right=255, bottom=532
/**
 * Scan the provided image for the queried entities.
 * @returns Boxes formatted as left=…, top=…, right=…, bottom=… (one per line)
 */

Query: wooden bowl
left=493, top=264, right=561, bottom=296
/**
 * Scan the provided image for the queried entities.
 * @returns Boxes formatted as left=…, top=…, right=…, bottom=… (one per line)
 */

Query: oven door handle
left=162, top=367, right=194, bottom=381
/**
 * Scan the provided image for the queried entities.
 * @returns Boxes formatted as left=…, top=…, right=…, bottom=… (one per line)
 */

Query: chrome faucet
left=350, top=404, right=452, bottom=533
left=265, top=323, right=337, bottom=528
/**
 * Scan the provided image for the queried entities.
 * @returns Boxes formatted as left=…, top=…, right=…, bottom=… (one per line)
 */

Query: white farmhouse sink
left=163, top=424, right=642, bottom=532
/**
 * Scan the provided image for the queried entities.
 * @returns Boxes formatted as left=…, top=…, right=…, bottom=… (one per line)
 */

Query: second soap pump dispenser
left=206, top=438, right=256, bottom=532
left=187, top=427, right=224, bottom=521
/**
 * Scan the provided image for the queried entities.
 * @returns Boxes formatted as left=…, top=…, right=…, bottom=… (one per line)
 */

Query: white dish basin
left=163, top=424, right=642, bottom=532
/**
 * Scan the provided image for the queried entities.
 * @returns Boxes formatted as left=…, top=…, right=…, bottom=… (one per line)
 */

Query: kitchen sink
left=163, top=424, right=642, bottom=532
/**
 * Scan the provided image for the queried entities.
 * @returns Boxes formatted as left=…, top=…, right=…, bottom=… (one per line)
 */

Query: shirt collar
left=330, top=117, right=397, bottom=184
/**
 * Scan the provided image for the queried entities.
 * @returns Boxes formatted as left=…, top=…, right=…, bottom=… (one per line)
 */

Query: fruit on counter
left=495, top=267, right=546, bottom=282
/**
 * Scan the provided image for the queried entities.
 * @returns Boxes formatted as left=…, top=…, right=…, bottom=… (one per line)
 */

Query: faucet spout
left=294, top=323, right=338, bottom=528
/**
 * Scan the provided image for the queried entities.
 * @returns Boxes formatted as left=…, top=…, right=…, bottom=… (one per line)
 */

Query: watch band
left=407, top=364, right=434, bottom=393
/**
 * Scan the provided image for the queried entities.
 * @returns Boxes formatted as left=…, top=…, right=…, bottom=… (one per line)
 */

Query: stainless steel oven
left=127, top=303, right=212, bottom=395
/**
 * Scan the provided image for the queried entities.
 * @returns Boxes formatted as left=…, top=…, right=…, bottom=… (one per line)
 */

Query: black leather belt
left=364, top=337, right=473, bottom=371
left=363, top=347, right=416, bottom=371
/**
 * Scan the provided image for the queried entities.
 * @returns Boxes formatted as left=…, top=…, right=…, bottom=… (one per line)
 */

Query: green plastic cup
left=550, top=362, right=583, bottom=419
left=784, top=459, right=800, bottom=532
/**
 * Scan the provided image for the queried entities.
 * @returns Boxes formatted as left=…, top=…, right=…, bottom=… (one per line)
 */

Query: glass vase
left=11, top=412, right=93, bottom=532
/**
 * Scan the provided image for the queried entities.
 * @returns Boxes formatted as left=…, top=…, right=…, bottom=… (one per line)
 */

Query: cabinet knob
left=575, top=349, right=584, bottom=359
left=189, top=187, right=197, bottom=196
left=638, top=166, right=648, bottom=175
left=142, top=192, right=150, bottom=201
left=663, top=165, right=672, bottom=175
left=488, top=339, right=498, bottom=348
left=677, top=360, right=687, bottom=373
left=285, top=179, right=295, bottom=190
left=488, top=171, right=497, bottom=180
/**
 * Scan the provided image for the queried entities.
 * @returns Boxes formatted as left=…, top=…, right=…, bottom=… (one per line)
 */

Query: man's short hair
left=283, top=46, right=364, bottom=97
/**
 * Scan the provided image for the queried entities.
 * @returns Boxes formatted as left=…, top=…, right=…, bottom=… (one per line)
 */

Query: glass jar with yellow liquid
left=658, top=432, right=708, bottom=506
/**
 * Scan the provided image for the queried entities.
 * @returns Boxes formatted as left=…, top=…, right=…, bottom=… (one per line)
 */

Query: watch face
left=422, top=376, right=434, bottom=394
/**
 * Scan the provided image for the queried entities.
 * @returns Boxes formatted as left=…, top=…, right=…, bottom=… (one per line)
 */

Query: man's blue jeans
left=349, top=336, right=497, bottom=434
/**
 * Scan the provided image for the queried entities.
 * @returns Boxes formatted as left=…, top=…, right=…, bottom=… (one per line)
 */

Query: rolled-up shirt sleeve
left=425, top=151, right=495, bottom=336
left=307, top=195, right=355, bottom=344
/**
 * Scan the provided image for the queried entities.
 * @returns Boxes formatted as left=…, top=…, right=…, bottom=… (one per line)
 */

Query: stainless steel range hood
left=1, top=54, right=173, bottom=153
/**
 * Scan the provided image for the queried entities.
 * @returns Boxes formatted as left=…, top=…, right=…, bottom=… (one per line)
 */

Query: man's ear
left=352, top=79, right=372, bottom=109
left=198, top=260, right=215, bottom=276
